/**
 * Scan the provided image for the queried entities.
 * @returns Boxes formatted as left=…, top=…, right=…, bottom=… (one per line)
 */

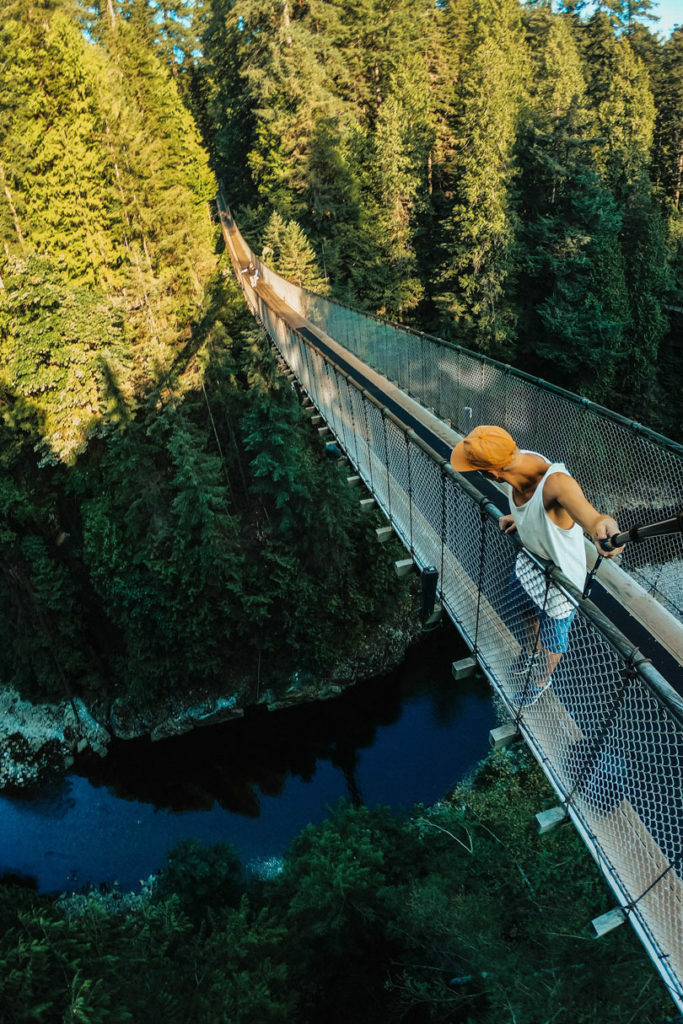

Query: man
left=450, top=425, right=623, bottom=705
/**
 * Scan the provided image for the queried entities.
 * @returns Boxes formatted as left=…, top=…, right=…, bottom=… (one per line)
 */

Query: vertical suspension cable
left=381, top=410, right=393, bottom=524
left=472, top=507, right=487, bottom=656
left=561, top=657, right=637, bottom=809
left=406, top=432, right=414, bottom=555
left=361, top=392, right=375, bottom=494
left=513, top=565, right=552, bottom=724
left=439, top=466, right=447, bottom=608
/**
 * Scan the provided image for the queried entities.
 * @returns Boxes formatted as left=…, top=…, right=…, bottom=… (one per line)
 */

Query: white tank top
left=502, top=454, right=586, bottom=616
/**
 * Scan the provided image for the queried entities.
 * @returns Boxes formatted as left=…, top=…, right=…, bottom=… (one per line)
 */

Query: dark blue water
left=0, top=622, right=496, bottom=893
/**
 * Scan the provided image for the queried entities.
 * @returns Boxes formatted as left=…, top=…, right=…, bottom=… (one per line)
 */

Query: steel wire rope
left=472, top=507, right=489, bottom=657
left=626, top=846, right=683, bottom=919
left=337, top=375, right=355, bottom=462
left=346, top=374, right=362, bottom=475
left=439, top=465, right=447, bottom=603
left=381, top=409, right=393, bottom=524
left=559, top=654, right=639, bottom=813
left=406, top=432, right=415, bottom=555
left=361, top=392, right=376, bottom=495
left=513, top=565, right=553, bottom=727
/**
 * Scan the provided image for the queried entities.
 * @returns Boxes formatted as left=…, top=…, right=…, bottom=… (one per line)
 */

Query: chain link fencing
left=221, top=200, right=683, bottom=1011
left=247, top=258, right=683, bottom=621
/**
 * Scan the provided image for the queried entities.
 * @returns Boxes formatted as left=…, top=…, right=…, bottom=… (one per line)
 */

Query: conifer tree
left=652, top=27, right=683, bottom=209
left=516, top=11, right=631, bottom=401
left=616, top=188, right=670, bottom=415
left=229, top=0, right=341, bottom=219
left=435, top=0, right=529, bottom=358
left=582, top=12, right=656, bottom=198
left=592, top=0, right=658, bottom=34
left=0, top=255, right=127, bottom=464
left=261, top=212, right=329, bottom=293
left=347, top=56, right=434, bottom=316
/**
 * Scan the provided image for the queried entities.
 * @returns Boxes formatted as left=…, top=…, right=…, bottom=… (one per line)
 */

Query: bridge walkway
left=218, top=195, right=683, bottom=1013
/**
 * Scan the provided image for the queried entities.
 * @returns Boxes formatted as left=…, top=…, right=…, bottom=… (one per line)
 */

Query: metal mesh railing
left=221, top=200, right=683, bottom=1010
left=259, top=292, right=683, bottom=1011
left=248, top=253, right=683, bottom=621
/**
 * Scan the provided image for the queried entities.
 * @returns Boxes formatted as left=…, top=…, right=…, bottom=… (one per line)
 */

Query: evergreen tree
left=261, top=213, right=329, bottom=293
left=435, top=0, right=529, bottom=358
left=582, top=12, right=656, bottom=198
left=615, top=187, right=670, bottom=416
left=516, top=12, right=631, bottom=401
left=198, top=0, right=255, bottom=202
left=229, top=0, right=342, bottom=219
left=345, top=56, right=435, bottom=316
left=0, top=254, right=127, bottom=464
left=593, top=0, right=659, bottom=35
left=652, top=26, right=683, bottom=209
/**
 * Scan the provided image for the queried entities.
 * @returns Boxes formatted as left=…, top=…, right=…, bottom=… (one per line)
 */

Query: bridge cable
left=381, top=409, right=393, bottom=524
left=406, top=432, right=414, bottom=555
left=361, top=387, right=375, bottom=495
left=512, top=566, right=551, bottom=728
left=472, top=508, right=488, bottom=658
left=561, top=654, right=640, bottom=812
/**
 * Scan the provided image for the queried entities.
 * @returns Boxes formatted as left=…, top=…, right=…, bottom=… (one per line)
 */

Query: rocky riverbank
left=0, top=614, right=424, bottom=791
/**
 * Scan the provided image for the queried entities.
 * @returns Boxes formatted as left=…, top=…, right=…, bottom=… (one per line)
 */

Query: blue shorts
left=508, top=573, right=576, bottom=655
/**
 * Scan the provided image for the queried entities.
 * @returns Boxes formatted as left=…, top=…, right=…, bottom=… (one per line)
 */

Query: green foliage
left=0, top=254, right=127, bottom=465
left=434, top=0, right=529, bottom=358
left=155, top=838, right=244, bottom=923
left=260, top=212, right=329, bottom=292
left=0, top=253, right=407, bottom=700
left=0, top=751, right=670, bottom=1022
left=190, top=0, right=683, bottom=431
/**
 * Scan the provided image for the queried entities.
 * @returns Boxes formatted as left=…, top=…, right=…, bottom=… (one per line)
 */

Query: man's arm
left=543, top=472, right=623, bottom=557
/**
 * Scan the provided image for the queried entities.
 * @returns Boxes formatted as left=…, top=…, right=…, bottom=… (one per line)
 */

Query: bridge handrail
left=375, top=394, right=683, bottom=724
left=219, top=197, right=683, bottom=1010
left=291, top=289, right=683, bottom=458
left=223, top=203, right=682, bottom=621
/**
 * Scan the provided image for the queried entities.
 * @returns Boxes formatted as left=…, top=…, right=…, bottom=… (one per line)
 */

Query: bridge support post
left=422, top=603, right=442, bottom=628
left=376, top=526, right=393, bottom=543
left=360, top=498, right=376, bottom=513
left=420, top=566, right=439, bottom=624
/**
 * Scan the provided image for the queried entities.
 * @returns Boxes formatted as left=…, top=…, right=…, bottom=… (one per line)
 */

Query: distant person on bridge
left=450, top=425, right=623, bottom=706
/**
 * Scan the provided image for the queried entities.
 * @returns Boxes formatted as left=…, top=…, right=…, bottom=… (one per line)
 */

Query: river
left=0, top=622, right=497, bottom=893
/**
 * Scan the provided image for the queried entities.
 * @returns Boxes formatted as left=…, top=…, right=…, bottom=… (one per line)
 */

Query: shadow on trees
left=0, top=267, right=409, bottom=713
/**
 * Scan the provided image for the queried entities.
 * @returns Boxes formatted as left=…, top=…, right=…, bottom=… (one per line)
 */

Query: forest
left=0, top=1, right=681, bottom=1018
left=0, top=748, right=673, bottom=1023
left=188, top=0, right=683, bottom=432
left=1, top=0, right=681, bottom=702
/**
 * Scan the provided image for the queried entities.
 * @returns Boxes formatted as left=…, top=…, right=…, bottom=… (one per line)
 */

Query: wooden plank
left=490, top=723, right=521, bottom=749
left=536, top=805, right=569, bottom=834
left=452, top=657, right=477, bottom=680
left=591, top=907, right=627, bottom=938
left=395, top=558, right=415, bottom=578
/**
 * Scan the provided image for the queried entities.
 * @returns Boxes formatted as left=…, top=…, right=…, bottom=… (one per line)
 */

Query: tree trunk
left=0, top=159, right=25, bottom=246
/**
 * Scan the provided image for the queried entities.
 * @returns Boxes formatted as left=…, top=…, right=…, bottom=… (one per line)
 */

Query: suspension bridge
left=217, top=194, right=683, bottom=1013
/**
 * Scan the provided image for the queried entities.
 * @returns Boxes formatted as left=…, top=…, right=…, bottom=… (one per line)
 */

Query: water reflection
left=75, top=623, right=482, bottom=817
left=1, top=621, right=498, bottom=892
left=7, top=775, right=78, bottom=819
